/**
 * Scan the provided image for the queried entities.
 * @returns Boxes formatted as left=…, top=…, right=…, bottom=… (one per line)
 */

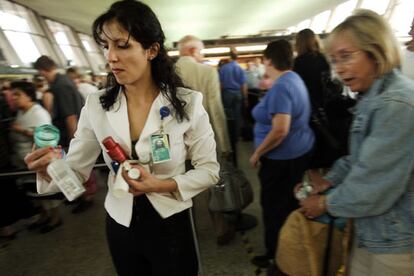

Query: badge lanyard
left=150, top=106, right=172, bottom=164
left=159, top=106, right=170, bottom=134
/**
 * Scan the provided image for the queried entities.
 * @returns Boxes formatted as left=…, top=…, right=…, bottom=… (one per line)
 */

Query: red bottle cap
left=102, top=137, right=128, bottom=163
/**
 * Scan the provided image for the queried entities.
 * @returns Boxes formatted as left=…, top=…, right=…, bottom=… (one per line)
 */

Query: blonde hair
left=328, top=9, right=401, bottom=76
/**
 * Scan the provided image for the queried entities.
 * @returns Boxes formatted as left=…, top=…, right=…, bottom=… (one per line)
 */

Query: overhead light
left=235, top=45, right=266, bottom=52
left=201, top=47, right=230, bottom=54
left=167, top=50, right=179, bottom=56
left=287, top=26, right=296, bottom=34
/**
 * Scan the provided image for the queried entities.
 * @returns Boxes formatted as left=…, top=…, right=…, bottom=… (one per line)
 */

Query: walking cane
left=189, top=207, right=204, bottom=276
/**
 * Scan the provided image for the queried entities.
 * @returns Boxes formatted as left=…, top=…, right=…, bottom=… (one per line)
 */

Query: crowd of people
left=0, top=63, right=105, bottom=238
left=1, top=0, right=413, bottom=275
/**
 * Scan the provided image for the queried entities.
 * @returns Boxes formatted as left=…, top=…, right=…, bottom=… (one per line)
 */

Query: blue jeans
left=221, top=89, right=243, bottom=165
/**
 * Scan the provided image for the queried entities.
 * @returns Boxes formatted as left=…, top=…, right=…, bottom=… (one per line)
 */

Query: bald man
left=175, top=35, right=231, bottom=155
left=175, top=35, right=234, bottom=244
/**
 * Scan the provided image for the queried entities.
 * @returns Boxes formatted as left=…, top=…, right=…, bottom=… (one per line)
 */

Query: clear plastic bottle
left=34, top=124, right=60, bottom=148
left=295, top=179, right=313, bottom=200
left=34, top=124, right=85, bottom=201
left=47, top=159, right=85, bottom=201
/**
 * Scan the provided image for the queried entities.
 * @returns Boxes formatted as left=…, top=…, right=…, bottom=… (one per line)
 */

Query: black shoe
left=27, top=217, right=50, bottom=231
left=216, top=230, right=235, bottom=246
left=39, top=220, right=63, bottom=234
left=266, top=263, right=288, bottom=276
left=0, top=233, right=17, bottom=242
left=235, top=213, right=258, bottom=231
left=71, top=200, right=93, bottom=214
left=0, top=234, right=16, bottom=248
left=251, top=255, right=272, bottom=268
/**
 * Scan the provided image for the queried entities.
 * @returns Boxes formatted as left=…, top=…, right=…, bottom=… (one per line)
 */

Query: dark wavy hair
left=264, top=39, right=293, bottom=71
left=92, top=0, right=187, bottom=121
left=10, top=81, right=37, bottom=102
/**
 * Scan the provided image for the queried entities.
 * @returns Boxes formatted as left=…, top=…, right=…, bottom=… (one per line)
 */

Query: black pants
left=222, top=90, right=243, bottom=167
left=106, top=196, right=198, bottom=276
left=0, top=177, right=37, bottom=227
left=258, top=150, right=312, bottom=257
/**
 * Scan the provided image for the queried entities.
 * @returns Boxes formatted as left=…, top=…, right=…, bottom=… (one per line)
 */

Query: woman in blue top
left=301, top=10, right=414, bottom=275
left=249, top=39, right=314, bottom=268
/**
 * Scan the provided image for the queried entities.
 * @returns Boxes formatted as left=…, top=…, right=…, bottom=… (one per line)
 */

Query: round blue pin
left=160, top=106, right=170, bottom=120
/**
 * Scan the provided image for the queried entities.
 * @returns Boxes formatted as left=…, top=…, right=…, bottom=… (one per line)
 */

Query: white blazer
left=37, top=87, right=220, bottom=227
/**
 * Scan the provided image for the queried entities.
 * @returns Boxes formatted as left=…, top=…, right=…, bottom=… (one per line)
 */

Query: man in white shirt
left=401, top=17, right=414, bottom=80
left=66, top=67, right=99, bottom=101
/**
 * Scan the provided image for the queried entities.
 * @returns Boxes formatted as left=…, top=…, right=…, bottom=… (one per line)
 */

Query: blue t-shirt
left=252, top=71, right=314, bottom=160
left=219, top=61, right=246, bottom=91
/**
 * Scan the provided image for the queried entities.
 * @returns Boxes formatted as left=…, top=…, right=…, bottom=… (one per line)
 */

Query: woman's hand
left=293, top=182, right=303, bottom=195
left=24, top=146, right=62, bottom=182
left=122, top=163, right=177, bottom=196
left=249, top=152, right=260, bottom=168
left=307, top=169, right=331, bottom=194
left=299, top=195, right=327, bottom=219
left=310, top=178, right=332, bottom=195
left=10, top=123, right=23, bottom=133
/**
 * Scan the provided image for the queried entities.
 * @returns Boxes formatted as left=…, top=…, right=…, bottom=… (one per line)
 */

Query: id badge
left=150, top=133, right=171, bottom=163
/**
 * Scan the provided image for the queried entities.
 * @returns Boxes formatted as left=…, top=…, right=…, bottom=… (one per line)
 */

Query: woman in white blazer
left=24, top=1, right=219, bottom=275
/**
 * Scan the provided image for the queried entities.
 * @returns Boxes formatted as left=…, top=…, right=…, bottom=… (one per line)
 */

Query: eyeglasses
left=330, top=50, right=362, bottom=67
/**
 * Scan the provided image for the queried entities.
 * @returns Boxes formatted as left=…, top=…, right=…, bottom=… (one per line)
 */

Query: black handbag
left=208, top=161, right=253, bottom=212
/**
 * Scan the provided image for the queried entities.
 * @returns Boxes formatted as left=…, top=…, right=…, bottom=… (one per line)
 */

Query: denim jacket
left=325, top=70, right=414, bottom=253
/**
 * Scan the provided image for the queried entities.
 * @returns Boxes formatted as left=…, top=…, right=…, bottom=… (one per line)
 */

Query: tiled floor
left=0, top=141, right=267, bottom=276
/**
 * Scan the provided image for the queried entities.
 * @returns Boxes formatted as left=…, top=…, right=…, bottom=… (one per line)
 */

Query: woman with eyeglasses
left=300, top=10, right=414, bottom=275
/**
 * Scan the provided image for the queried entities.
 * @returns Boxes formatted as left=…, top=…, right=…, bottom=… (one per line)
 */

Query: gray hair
left=177, top=35, right=204, bottom=54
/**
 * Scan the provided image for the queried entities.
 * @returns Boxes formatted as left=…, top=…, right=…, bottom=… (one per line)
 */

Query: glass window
left=87, top=52, right=107, bottom=73
left=14, top=3, right=44, bottom=35
left=46, top=19, right=89, bottom=67
left=0, top=0, right=57, bottom=66
left=78, top=33, right=101, bottom=53
left=81, top=40, right=93, bottom=52
left=3, top=30, right=40, bottom=64
left=78, top=33, right=107, bottom=73
left=360, top=0, right=390, bottom=15
left=0, top=10, right=41, bottom=65
left=311, top=10, right=331, bottom=34
left=327, top=0, right=358, bottom=31
left=0, top=10, right=30, bottom=32
left=389, top=0, right=414, bottom=37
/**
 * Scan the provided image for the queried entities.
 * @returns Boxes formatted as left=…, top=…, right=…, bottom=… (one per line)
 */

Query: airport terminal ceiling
left=14, top=0, right=349, bottom=47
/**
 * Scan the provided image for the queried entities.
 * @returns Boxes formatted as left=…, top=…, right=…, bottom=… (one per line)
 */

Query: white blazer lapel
left=105, top=91, right=131, bottom=156
left=140, top=92, right=174, bottom=138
